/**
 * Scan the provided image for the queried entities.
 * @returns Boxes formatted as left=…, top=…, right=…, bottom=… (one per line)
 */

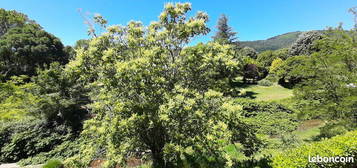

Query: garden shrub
left=269, top=58, right=284, bottom=73
left=31, top=62, right=89, bottom=131
left=257, top=79, right=273, bottom=86
left=0, top=76, right=38, bottom=121
left=0, top=120, right=74, bottom=163
left=317, top=121, right=348, bottom=139
left=235, top=99, right=298, bottom=136
left=18, top=138, right=80, bottom=166
left=234, top=157, right=272, bottom=168
left=271, top=130, right=357, bottom=168
left=264, top=75, right=279, bottom=83
left=42, top=159, right=63, bottom=168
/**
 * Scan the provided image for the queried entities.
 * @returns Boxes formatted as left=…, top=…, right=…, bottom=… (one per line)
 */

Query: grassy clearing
left=242, top=84, right=293, bottom=101
left=294, top=119, right=325, bottom=142
left=237, top=83, right=323, bottom=141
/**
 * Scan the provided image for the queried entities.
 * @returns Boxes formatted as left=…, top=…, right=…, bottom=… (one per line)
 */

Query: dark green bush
left=318, top=121, right=348, bottom=139
left=264, top=75, right=279, bottom=83
left=31, top=63, right=89, bottom=131
left=234, top=157, right=272, bottom=168
left=0, top=119, right=74, bottom=163
left=235, top=99, right=298, bottom=136
left=272, top=130, right=357, bottom=168
left=18, top=138, right=80, bottom=166
left=42, top=159, right=63, bottom=168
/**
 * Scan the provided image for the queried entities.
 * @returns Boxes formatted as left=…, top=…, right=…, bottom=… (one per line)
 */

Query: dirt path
left=0, top=164, right=42, bottom=168
left=0, top=164, right=19, bottom=168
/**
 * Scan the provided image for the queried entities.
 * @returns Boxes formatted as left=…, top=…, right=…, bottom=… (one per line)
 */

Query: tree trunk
left=151, top=148, right=165, bottom=168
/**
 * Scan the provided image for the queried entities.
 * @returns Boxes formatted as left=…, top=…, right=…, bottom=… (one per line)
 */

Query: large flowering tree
left=66, top=3, right=258, bottom=168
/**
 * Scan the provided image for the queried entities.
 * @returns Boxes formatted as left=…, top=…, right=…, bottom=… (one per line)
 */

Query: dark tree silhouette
left=243, top=64, right=260, bottom=83
left=0, top=24, right=67, bottom=79
left=212, top=14, right=238, bottom=44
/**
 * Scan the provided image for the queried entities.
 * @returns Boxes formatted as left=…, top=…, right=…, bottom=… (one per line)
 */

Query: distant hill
left=240, top=31, right=303, bottom=52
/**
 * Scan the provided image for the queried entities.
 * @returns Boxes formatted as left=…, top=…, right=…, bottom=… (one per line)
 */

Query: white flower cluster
left=346, top=83, right=356, bottom=88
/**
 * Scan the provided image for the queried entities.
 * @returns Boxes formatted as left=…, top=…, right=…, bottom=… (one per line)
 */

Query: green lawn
left=294, top=119, right=325, bottom=141
left=242, top=84, right=293, bottom=101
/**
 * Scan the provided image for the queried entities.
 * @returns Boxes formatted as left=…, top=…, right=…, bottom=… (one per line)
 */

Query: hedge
left=271, top=130, right=357, bottom=168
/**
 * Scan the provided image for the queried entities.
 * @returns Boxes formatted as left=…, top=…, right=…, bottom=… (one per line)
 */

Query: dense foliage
left=275, top=55, right=311, bottom=88
left=294, top=29, right=357, bottom=124
left=0, top=8, right=71, bottom=80
left=236, top=99, right=298, bottom=136
left=288, top=31, right=323, bottom=57
left=18, top=138, right=80, bottom=166
left=0, top=8, right=33, bottom=36
left=272, top=130, right=357, bottom=168
left=65, top=3, right=261, bottom=168
left=31, top=62, right=88, bottom=128
left=0, top=8, right=86, bottom=166
left=0, top=3, right=356, bottom=168
left=42, top=159, right=64, bottom=168
left=0, top=24, right=68, bottom=79
left=0, top=76, right=37, bottom=121
left=0, top=120, right=74, bottom=163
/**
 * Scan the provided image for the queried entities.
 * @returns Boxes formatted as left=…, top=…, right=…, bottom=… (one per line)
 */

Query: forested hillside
left=240, top=31, right=302, bottom=52
left=0, top=3, right=356, bottom=168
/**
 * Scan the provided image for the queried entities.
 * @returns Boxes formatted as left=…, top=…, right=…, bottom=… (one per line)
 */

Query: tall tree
left=0, top=8, right=35, bottom=37
left=73, top=39, right=89, bottom=50
left=66, top=3, right=259, bottom=168
left=0, top=24, right=68, bottom=79
left=349, top=7, right=357, bottom=29
left=212, top=14, right=238, bottom=44
left=63, top=45, right=76, bottom=60
left=294, top=29, right=357, bottom=124
left=288, top=31, right=323, bottom=57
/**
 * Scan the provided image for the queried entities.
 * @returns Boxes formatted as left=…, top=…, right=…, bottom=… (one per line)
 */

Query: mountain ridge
left=240, top=31, right=303, bottom=52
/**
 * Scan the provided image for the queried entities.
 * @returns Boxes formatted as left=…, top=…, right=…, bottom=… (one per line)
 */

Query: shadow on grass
left=234, top=81, right=256, bottom=89
left=241, top=91, right=258, bottom=99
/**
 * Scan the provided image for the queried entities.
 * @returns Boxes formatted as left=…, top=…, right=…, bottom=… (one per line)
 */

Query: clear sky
left=1, top=0, right=355, bottom=46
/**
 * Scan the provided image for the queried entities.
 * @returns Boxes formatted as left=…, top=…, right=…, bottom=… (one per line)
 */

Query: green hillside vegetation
left=272, top=130, right=357, bottom=168
left=0, top=3, right=356, bottom=168
left=240, top=31, right=302, bottom=52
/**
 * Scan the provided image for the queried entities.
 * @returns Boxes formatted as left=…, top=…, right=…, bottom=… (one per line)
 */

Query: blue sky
left=1, top=0, right=355, bottom=46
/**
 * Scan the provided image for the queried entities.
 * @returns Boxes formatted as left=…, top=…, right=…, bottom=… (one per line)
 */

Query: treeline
left=0, top=3, right=356, bottom=168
